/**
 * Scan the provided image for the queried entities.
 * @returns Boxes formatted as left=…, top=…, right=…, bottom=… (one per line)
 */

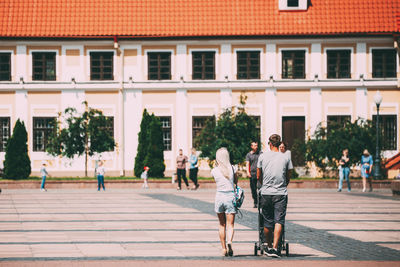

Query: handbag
left=231, top=165, right=245, bottom=208
left=234, top=185, right=245, bottom=208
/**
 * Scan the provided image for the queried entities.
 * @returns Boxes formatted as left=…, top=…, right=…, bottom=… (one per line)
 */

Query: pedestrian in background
left=338, top=149, right=351, bottom=192
left=40, top=162, right=49, bottom=192
left=279, top=141, right=291, bottom=161
left=361, top=149, right=373, bottom=192
left=176, top=149, right=189, bottom=190
left=246, top=141, right=262, bottom=208
left=141, top=166, right=150, bottom=189
left=212, top=147, right=237, bottom=257
left=189, top=148, right=200, bottom=190
left=96, top=161, right=106, bottom=191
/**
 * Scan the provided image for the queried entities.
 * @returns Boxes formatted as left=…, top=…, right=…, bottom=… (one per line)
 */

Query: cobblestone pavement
left=0, top=188, right=399, bottom=266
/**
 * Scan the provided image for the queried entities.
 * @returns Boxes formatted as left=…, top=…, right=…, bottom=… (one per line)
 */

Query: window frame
left=287, top=0, right=299, bottom=7
left=279, top=48, right=308, bottom=79
left=372, top=114, right=397, bottom=151
left=0, top=51, right=13, bottom=81
left=0, top=117, right=10, bottom=152
left=189, top=49, right=218, bottom=80
left=146, top=51, right=173, bottom=80
left=370, top=48, right=398, bottom=78
left=86, top=50, right=116, bottom=81
left=158, top=116, right=172, bottom=151
left=31, top=51, right=57, bottom=81
left=32, top=117, right=56, bottom=152
left=324, top=48, right=353, bottom=79
left=89, top=51, right=115, bottom=81
left=192, top=116, right=214, bottom=149
left=249, top=115, right=261, bottom=142
left=235, top=49, right=261, bottom=80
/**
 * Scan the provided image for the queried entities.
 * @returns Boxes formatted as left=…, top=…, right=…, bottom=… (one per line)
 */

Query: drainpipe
left=115, top=36, right=125, bottom=176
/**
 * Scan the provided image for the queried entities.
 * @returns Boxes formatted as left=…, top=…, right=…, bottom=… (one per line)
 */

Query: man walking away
left=257, top=134, right=293, bottom=258
left=245, top=142, right=262, bottom=208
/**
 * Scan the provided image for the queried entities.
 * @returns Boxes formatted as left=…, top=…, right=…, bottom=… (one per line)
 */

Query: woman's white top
left=211, top=165, right=236, bottom=192
left=97, top=166, right=105, bottom=176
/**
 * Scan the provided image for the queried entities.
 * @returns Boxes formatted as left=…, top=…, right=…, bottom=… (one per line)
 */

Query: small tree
left=302, top=119, right=377, bottom=175
left=46, top=101, right=115, bottom=176
left=144, top=115, right=165, bottom=177
left=3, top=119, right=31, bottom=179
left=134, top=109, right=152, bottom=177
left=195, top=93, right=259, bottom=166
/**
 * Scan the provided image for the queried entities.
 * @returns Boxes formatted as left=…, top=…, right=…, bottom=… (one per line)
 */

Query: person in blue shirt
left=189, top=148, right=200, bottom=190
left=361, top=149, right=373, bottom=192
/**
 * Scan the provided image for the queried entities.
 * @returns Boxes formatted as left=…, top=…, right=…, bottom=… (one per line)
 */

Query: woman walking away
left=361, top=149, right=373, bottom=192
left=189, top=148, right=200, bottom=190
left=97, top=161, right=106, bottom=191
left=338, top=149, right=351, bottom=192
left=212, top=147, right=237, bottom=257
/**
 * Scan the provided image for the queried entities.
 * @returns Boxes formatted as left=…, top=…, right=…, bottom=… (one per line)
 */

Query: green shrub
left=3, top=119, right=31, bottom=179
left=144, top=115, right=165, bottom=177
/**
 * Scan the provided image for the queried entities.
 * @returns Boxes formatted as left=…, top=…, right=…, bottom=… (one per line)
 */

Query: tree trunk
left=85, top=149, right=88, bottom=177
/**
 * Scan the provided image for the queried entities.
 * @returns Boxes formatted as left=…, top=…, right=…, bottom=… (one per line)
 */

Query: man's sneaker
left=266, top=248, right=281, bottom=258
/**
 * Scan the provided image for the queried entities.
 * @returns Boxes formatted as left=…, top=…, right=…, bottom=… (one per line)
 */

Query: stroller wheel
left=254, top=242, right=258, bottom=256
left=285, top=243, right=289, bottom=256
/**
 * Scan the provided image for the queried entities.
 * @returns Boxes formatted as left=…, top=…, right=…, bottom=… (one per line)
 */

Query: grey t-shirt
left=257, top=150, right=293, bottom=195
left=245, top=150, right=262, bottom=176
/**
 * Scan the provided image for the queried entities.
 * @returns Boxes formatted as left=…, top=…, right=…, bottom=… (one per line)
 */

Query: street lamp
left=373, top=91, right=383, bottom=180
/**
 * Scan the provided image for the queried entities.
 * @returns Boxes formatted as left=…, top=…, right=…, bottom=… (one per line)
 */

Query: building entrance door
left=282, top=116, right=305, bottom=166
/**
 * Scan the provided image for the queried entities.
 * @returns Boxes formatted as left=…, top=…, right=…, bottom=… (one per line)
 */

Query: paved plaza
left=0, top=188, right=399, bottom=266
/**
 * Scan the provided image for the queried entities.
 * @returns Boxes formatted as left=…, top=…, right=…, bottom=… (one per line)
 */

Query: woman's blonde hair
left=215, top=147, right=232, bottom=179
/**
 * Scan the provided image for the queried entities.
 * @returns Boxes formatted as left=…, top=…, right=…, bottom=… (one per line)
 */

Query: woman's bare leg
left=226, top=213, right=235, bottom=244
left=217, top=213, right=227, bottom=251
left=362, top=176, right=367, bottom=191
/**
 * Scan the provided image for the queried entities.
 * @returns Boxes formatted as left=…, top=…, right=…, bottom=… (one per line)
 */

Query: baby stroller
left=254, top=191, right=289, bottom=256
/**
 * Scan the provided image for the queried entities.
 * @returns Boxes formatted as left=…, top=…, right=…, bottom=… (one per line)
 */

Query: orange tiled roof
left=0, top=0, right=398, bottom=38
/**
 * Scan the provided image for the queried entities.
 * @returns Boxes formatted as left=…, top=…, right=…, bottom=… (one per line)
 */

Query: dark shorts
left=260, top=194, right=288, bottom=228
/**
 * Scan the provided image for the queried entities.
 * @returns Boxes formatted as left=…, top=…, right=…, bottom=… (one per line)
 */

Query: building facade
left=0, top=0, right=399, bottom=177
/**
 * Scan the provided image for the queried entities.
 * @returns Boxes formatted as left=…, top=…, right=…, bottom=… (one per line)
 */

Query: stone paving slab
left=0, top=188, right=399, bottom=265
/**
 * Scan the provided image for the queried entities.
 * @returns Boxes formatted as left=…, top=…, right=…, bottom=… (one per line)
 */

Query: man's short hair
left=268, top=134, right=281, bottom=148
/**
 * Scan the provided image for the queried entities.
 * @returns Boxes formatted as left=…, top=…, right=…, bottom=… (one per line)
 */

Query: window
left=105, top=116, right=114, bottom=139
left=90, top=52, right=114, bottom=80
left=0, top=117, right=10, bottom=152
left=0, top=53, right=11, bottom=81
left=287, top=0, right=299, bottom=7
left=327, top=115, right=351, bottom=133
left=32, top=52, right=56, bottom=81
left=33, top=117, right=55, bottom=152
left=372, top=49, right=397, bottom=78
left=282, top=50, right=305, bottom=79
left=192, top=116, right=213, bottom=148
left=237, top=51, right=260, bottom=79
left=250, top=115, right=261, bottom=142
left=148, top=52, right=171, bottom=80
left=192, top=52, right=215, bottom=80
left=327, top=50, right=351, bottom=79
left=373, top=115, right=397, bottom=150
left=159, top=116, right=172, bottom=151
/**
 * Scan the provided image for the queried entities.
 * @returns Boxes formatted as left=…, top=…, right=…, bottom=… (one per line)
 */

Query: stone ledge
left=0, top=179, right=393, bottom=190
left=391, top=180, right=400, bottom=197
